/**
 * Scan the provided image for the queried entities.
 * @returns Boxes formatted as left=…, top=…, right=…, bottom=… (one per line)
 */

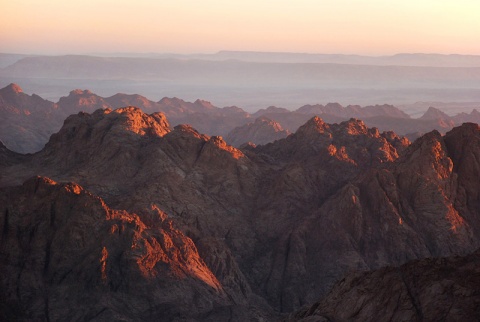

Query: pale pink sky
left=1, top=0, right=480, bottom=55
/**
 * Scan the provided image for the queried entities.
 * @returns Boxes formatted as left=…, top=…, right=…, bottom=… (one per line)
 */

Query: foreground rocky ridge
left=289, top=250, right=480, bottom=321
left=2, top=84, right=479, bottom=153
left=0, top=177, right=274, bottom=321
left=1, top=106, right=480, bottom=320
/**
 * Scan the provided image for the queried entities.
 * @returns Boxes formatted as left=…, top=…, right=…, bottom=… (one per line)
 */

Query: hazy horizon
left=2, top=0, right=480, bottom=56
left=4, top=50, right=480, bottom=57
left=2, top=1, right=480, bottom=113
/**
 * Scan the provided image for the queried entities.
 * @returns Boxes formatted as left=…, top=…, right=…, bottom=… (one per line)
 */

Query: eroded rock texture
left=1, top=105, right=480, bottom=320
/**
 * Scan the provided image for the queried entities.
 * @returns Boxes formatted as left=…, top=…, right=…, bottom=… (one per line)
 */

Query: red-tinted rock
left=1, top=106, right=480, bottom=320
left=0, top=177, right=236, bottom=321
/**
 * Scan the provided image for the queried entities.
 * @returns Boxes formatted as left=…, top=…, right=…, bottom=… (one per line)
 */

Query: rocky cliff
left=0, top=177, right=275, bottom=321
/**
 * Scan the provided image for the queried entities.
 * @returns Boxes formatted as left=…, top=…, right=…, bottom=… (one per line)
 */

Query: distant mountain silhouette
left=2, top=53, right=480, bottom=108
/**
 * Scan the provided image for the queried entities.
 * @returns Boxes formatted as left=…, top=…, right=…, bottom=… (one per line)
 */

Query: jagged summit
left=254, top=116, right=408, bottom=171
left=294, top=116, right=330, bottom=137
left=38, top=107, right=171, bottom=172
left=340, top=118, right=368, bottom=135
left=49, top=106, right=170, bottom=144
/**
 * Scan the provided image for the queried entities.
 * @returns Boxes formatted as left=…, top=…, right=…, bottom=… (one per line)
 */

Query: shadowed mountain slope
left=2, top=107, right=480, bottom=319
left=289, top=250, right=480, bottom=321
left=0, top=176, right=276, bottom=321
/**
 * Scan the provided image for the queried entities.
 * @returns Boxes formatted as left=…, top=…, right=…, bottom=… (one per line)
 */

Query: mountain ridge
left=2, top=84, right=479, bottom=154
left=2, top=106, right=480, bottom=318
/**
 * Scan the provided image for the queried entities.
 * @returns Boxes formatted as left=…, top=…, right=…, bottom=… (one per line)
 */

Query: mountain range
left=2, top=52, right=480, bottom=109
left=1, top=83, right=480, bottom=154
left=1, top=102, right=480, bottom=320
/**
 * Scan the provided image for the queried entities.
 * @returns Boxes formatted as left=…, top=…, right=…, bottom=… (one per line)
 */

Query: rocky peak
left=193, top=99, right=216, bottom=111
left=397, top=130, right=453, bottom=181
left=69, top=89, right=93, bottom=96
left=40, top=107, right=171, bottom=169
left=158, top=96, right=184, bottom=106
left=0, top=83, right=23, bottom=95
left=295, top=104, right=325, bottom=114
left=295, top=116, right=330, bottom=137
left=451, top=109, right=480, bottom=125
left=444, top=123, right=480, bottom=177
left=445, top=122, right=480, bottom=141
left=218, top=105, right=245, bottom=114
left=109, top=106, right=170, bottom=137
left=252, top=106, right=290, bottom=117
left=324, top=102, right=343, bottom=110
left=0, top=83, right=55, bottom=112
left=57, top=89, right=111, bottom=114
left=171, top=124, right=206, bottom=139
left=157, top=97, right=217, bottom=116
left=206, top=135, right=245, bottom=160
left=105, top=93, right=155, bottom=110
left=420, top=106, right=451, bottom=120
left=381, top=131, right=410, bottom=154
left=362, top=104, right=411, bottom=118
left=256, top=116, right=403, bottom=169
left=225, top=116, right=290, bottom=147
left=339, top=118, right=368, bottom=135
left=256, top=116, right=284, bottom=130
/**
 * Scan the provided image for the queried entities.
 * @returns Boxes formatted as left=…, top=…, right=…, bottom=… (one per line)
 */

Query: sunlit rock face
left=4, top=83, right=480, bottom=155
left=1, top=106, right=480, bottom=320
left=0, top=177, right=232, bottom=321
